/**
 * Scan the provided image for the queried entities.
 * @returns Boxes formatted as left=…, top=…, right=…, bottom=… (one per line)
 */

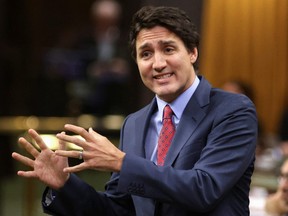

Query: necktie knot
left=163, top=105, right=173, bottom=120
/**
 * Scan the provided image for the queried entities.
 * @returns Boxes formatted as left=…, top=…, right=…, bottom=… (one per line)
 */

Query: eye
left=139, top=50, right=152, bottom=59
left=164, top=46, right=175, bottom=54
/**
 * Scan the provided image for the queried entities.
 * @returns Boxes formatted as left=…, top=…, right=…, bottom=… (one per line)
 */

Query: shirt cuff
left=43, top=188, right=56, bottom=207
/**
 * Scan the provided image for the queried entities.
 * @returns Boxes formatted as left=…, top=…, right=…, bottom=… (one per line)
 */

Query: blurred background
left=0, top=0, right=287, bottom=215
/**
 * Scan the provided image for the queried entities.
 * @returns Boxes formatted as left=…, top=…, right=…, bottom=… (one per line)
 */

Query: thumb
left=88, top=127, right=97, bottom=135
left=88, top=127, right=101, bottom=143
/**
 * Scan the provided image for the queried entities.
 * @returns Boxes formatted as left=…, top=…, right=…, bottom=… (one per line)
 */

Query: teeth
left=156, top=74, right=172, bottom=79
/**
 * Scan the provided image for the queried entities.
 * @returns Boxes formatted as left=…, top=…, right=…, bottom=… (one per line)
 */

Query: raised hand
left=12, top=129, right=69, bottom=190
left=55, top=124, right=125, bottom=173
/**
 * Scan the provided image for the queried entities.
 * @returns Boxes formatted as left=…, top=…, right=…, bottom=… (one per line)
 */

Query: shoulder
left=125, top=103, right=152, bottom=120
left=197, top=76, right=254, bottom=107
left=206, top=88, right=258, bottom=127
left=210, top=87, right=255, bottom=109
left=122, top=99, right=156, bottom=126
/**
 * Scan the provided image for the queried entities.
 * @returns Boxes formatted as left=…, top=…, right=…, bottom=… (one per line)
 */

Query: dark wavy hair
left=129, top=6, right=200, bottom=68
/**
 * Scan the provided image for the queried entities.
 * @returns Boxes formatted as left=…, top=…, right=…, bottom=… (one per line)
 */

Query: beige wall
left=200, top=0, right=288, bottom=135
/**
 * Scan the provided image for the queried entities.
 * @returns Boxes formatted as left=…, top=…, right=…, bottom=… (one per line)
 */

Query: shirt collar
left=156, top=76, right=200, bottom=121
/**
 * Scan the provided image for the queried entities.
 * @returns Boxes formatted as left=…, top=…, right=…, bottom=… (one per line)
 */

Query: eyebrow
left=159, top=40, right=177, bottom=46
left=138, top=40, right=177, bottom=51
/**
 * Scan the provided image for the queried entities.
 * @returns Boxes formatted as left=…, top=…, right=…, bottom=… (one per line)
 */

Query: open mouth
left=154, top=73, right=174, bottom=79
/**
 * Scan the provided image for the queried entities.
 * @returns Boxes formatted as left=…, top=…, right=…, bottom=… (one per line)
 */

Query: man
left=12, top=6, right=257, bottom=215
left=265, top=159, right=288, bottom=215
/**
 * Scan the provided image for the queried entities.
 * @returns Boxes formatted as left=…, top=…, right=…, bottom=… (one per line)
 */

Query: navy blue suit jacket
left=43, top=76, right=257, bottom=215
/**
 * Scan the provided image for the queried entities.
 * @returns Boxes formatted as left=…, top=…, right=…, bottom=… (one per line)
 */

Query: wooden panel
left=200, top=0, right=288, bottom=135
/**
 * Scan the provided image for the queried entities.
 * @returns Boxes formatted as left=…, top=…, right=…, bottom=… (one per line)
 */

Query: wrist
left=115, top=152, right=126, bottom=172
left=51, top=173, right=70, bottom=190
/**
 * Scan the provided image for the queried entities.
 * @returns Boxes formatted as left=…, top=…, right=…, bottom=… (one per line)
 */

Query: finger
left=17, top=170, right=37, bottom=178
left=88, top=127, right=99, bottom=138
left=28, top=129, right=48, bottom=150
left=58, top=132, right=67, bottom=151
left=55, top=150, right=82, bottom=160
left=88, top=127, right=106, bottom=142
left=63, top=163, right=87, bottom=173
left=18, top=137, right=40, bottom=158
left=88, top=127, right=96, bottom=134
left=12, top=152, right=34, bottom=168
left=64, top=124, right=94, bottom=142
left=56, top=133, right=87, bottom=149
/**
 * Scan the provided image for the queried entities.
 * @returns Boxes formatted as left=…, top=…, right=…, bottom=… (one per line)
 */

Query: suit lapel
left=165, top=77, right=211, bottom=166
left=133, top=99, right=157, bottom=158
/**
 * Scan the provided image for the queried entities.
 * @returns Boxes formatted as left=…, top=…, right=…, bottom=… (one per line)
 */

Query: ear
left=190, top=47, right=198, bottom=64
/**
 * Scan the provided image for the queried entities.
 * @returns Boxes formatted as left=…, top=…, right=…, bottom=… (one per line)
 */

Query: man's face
left=135, top=26, right=197, bottom=103
left=279, top=160, right=288, bottom=200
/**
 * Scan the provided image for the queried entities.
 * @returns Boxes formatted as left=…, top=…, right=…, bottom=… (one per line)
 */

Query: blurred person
left=43, top=0, right=132, bottom=116
left=12, top=6, right=258, bottom=215
left=222, top=80, right=254, bottom=102
left=80, top=0, right=131, bottom=115
left=265, top=158, right=288, bottom=215
left=71, top=0, right=129, bottom=115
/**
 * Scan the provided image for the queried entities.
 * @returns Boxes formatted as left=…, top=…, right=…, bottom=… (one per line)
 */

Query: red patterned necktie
left=157, top=105, right=175, bottom=166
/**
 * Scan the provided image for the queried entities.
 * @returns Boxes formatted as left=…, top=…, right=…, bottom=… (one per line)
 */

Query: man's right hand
left=12, top=129, right=69, bottom=190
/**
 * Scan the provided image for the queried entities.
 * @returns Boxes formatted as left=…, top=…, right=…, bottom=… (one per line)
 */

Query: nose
left=153, top=52, right=167, bottom=72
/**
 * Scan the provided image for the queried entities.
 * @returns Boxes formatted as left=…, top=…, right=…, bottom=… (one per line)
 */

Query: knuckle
left=79, top=128, right=87, bottom=134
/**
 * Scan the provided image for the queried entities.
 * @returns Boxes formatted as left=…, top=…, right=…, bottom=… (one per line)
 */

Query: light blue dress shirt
left=145, top=76, right=200, bottom=164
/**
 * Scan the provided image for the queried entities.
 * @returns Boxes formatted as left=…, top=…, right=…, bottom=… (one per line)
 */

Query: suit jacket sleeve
left=42, top=173, right=135, bottom=215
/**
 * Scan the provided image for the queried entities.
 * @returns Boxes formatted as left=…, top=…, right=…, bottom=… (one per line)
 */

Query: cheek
left=280, top=182, right=288, bottom=189
left=172, top=60, right=190, bottom=77
left=138, top=65, right=146, bottom=80
left=172, top=54, right=190, bottom=68
left=137, top=61, right=151, bottom=78
left=137, top=66, right=151, bottom=88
